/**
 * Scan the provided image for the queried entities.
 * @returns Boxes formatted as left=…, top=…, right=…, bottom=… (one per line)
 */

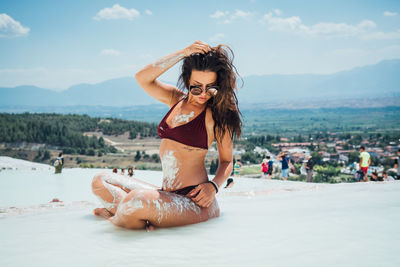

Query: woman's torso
left=158, top=99, right=215, bottom=191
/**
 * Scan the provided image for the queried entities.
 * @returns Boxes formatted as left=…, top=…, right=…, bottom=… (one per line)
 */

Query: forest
left=0, top=113, right=158, bottom=155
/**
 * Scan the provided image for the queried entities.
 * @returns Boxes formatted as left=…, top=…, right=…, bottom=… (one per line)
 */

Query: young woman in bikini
left=91, top=40, right=242, bottom=229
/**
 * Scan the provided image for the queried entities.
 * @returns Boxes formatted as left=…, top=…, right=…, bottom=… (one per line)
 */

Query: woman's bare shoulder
left=168, top=89, right=186, bottom=108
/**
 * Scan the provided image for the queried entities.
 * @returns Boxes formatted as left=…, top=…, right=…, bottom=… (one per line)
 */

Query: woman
left=91, top=40, right=242, bottom=229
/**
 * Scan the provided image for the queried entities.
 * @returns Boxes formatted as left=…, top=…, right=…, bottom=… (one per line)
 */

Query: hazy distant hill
left=0, top=59, right=399, bottom=106
left=0, top=77, right=158, bottom=107
left=237, top=59, right=399, bottom=103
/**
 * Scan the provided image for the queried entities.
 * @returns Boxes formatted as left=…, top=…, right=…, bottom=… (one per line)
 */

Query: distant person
left=359, top=146, right=371, bottom=182
left=112, top=168, right=117, bottom=174
left=300, top=160, right=307, bottom=175
left=370, top=172, right=379, bottom=182
left=120, top=168, right=125, bottom=176
left=224, top=178, right=234, bottom=188
left=54, top=152, right=64, bottom=174
left=233, top=160, right=242, bottom=178
left=278, top=152, right=289, bottom=180
left=261, top=158, right=269, bottom=179
left=288, top=156, right=296, bottom=175
left=128, top=167, right=134, bottom=177
left=305, top=155, right=314, bottom=183
left=267, top=155, right=273, bottom=179
left=394, top=149, right=400, bottom=180
left=383, top=171, right=395, bottom=182
left=355, top=166, right=365, bottom=182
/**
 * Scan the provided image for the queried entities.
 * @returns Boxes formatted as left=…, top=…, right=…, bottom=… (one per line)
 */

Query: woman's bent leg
left=91, top=172, right=158, bottom=215
left=110, top=189, right=220, bottom=229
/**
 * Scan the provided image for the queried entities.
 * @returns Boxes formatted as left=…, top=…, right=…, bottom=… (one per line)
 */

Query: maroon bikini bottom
left=159, top=185, right=199, bottom=197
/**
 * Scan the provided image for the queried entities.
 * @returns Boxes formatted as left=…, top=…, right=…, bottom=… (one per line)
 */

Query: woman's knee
left=92, top=172, right=107, bottom=193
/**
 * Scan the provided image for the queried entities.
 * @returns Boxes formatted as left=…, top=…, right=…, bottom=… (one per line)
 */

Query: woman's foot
left=93, top=208, right=113, bottom=219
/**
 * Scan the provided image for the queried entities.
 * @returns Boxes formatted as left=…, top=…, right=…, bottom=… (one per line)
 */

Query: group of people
left=257, top=146, right=400, bottom=183
left=357, top=146, right=399, bottom=182
left=260, top=152, right=300, bottom=181
left=260, top=156, right=274, bottom=179
left=112, top=167, right=135, bottom=177
left=370, top=171, right=396, bottom=182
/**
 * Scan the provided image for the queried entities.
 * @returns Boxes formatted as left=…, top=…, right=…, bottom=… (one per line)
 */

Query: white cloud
left=273, top=9, right=282, bottom=16
left=259, top=12, right=399, bottom=40
left=233, top=10, right=251, bottom=18
left=261, top=13, right=302, bottom=31
left=361, top=29, right=400, bottom=40
left=224, top=10, right=252, bottom=24
left=0, top=13, right=30, bottom=38
left=209, top=33, right=225, bottom=43
left=144, top=9, right=152, bottom=16
left=210, top=11, right=229, bottom=19
left=93, top=4, right=140, bottom=21
left=210, top=10, right=251, bottom=24
left=358, top=20, right=377, bottom=28
left=383, top=11, right=397, bottom=17
left=101, top=49, right=121, bottom=56
left=304, top=20, right=376, bottom=36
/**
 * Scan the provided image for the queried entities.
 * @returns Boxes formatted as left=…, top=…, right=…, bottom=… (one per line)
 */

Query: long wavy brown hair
left=177, top=45, right=242, bottom=143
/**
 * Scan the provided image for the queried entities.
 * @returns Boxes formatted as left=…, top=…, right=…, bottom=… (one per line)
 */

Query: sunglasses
left=189, top=85, right=219, bottom=96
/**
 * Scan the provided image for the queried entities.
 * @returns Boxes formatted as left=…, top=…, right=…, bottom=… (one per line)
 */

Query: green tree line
left=0, top=113, right=158, bottom=153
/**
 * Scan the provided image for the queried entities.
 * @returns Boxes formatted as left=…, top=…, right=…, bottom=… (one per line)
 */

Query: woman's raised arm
left=135, top=41, right=211, bottom=106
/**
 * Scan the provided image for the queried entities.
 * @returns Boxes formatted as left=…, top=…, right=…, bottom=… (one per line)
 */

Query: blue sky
left=0, top=0, right=399, bottom=90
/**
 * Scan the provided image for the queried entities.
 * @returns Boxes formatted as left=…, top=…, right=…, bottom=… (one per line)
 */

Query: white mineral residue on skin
left=171, top=111, right=194, bottom=127
left=166, top=195, right=201, bottom=215
left=161, top=194, right=201, bottom=219
left=104, top=173, right=134, bottom=190
left=150, top=194, right=202, bottom=224
left=208, top=200, right=219, bottom=218
left=102, top=180, right=124, bottom=203
left=103, top=173, right=154, bottom=191
left=152, top=53, right=184, bottom=70
left=161, top=150, right=181, bottom=190
left=97, top=196, right=116, bottom=211
left=116, top=198, right=144, bottom=216
left=152, top=199, right=164, bottom=224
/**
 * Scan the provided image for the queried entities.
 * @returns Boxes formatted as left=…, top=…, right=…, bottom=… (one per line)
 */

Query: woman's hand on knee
left=187, top=183, right=216, bottom=208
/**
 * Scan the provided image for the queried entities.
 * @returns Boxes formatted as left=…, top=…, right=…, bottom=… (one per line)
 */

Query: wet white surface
left=1, top=168, right=399, bottom=267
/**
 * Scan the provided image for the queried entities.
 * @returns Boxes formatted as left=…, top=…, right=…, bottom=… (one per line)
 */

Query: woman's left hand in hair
left=187, top=183, right=216, bottom=208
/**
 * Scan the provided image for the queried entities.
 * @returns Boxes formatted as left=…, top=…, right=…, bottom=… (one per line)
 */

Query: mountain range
left=0, top=59, right=399, bottom=107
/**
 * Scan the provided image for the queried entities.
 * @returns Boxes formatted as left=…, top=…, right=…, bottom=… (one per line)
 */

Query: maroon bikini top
left=158, top=100, right=208, bottom=149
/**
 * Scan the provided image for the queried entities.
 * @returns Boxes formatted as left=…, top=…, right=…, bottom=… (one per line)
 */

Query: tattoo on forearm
left=152, top=53, right=185, bottom=70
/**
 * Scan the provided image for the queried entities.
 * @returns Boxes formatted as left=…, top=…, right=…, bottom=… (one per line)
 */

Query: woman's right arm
left=135, top=41, right=211, bottom=107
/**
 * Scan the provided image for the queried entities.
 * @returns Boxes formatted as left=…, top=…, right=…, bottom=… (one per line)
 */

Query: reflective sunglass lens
left=207, top=88, right=218, bottom=96
left=190, top=87, right=202, bottom=95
